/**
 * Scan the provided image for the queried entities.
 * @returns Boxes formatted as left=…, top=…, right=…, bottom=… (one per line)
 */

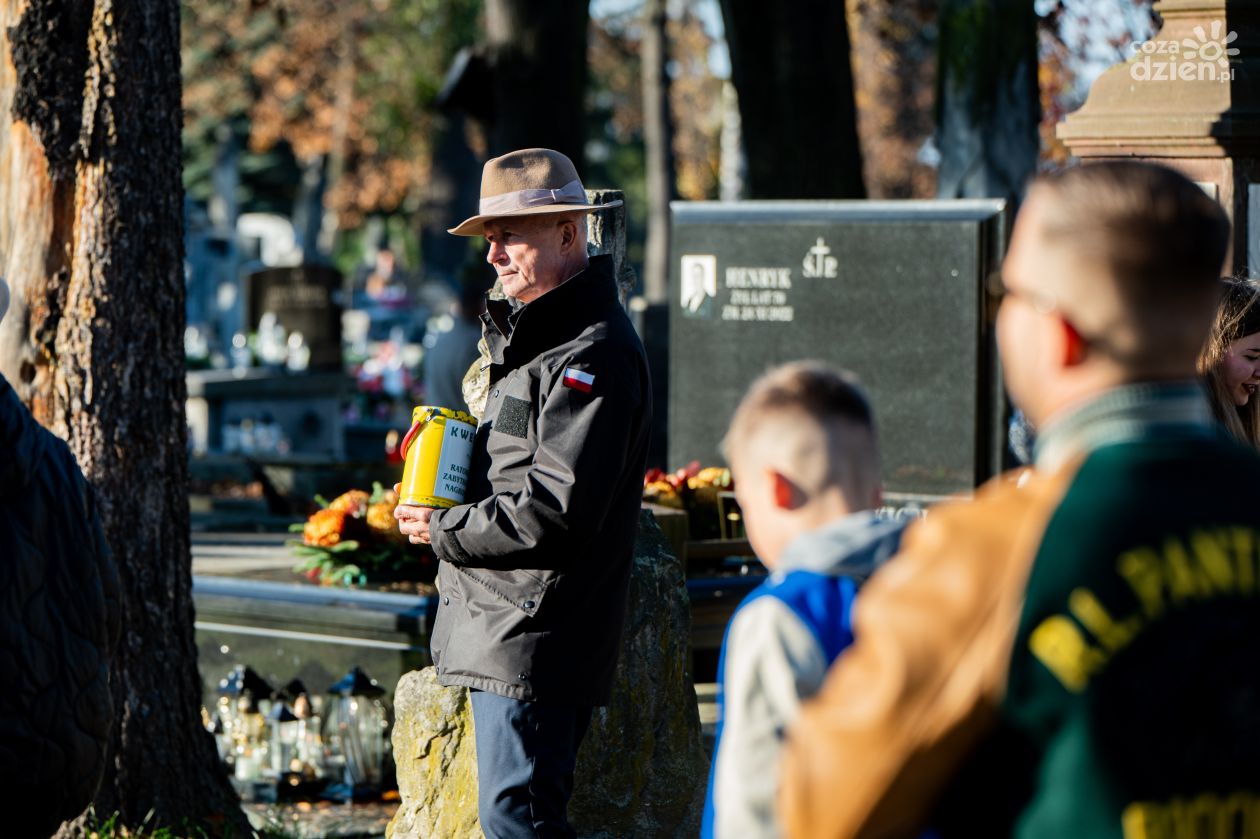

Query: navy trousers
left=469, top=690, right=594, bottom=839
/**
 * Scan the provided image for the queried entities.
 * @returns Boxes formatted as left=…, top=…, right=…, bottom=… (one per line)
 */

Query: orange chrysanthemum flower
left=304, top=508, right=347, bottom=547
left=328, top=490, right=370, bottom=517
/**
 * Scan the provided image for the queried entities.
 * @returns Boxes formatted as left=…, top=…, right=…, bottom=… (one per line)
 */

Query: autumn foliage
left=182, top=0, right=479, bottom=227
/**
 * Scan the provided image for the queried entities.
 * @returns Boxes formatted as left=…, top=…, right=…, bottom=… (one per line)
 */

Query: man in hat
left=0, top=278, right=121, bottom=837
left=395, top=148, right=652, bottom=838
left=779, top=162, right=1260, bottom=838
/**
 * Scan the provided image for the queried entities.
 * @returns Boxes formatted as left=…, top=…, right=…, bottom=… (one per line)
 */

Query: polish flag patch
left=562, top=367, right=595, bottom=393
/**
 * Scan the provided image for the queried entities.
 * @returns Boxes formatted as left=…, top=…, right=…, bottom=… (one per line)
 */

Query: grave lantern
left=268, top=703, right=302, bottom=778
left=322, top=666, right=392, bottom=792
left=217, top=665, right=274, bottom=715
left=283, top=679, right=324, bottom=778
left=215, top=665, right=274, bottom=780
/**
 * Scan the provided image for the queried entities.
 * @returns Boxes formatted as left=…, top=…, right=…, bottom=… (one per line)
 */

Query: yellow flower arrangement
left=289, top=483, right=433, bottom=586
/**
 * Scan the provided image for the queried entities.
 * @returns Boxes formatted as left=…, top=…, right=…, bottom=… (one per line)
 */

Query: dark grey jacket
left=0, top=373, right=120, bottom=838
left=429, top=256, right=651, bottom=705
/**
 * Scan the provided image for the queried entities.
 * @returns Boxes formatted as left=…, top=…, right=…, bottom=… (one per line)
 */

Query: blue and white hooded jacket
left=701, top=511, right=909, bottom=839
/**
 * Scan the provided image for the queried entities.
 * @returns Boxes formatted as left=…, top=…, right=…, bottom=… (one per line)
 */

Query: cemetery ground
left=187, top=508, right=726, bottom=839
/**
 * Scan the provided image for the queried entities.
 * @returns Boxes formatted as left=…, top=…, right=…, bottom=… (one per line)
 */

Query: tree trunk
left=847, top=0, right=939, bottom=199
left=718, top=0, right=865, bottom=199
left=484, top=0, right=589, bottom=170
left=316, top=22, right=357, bottom=258
left=935, top=0, right=1040, bottom=207
left=640, top=0, right=675, bottom=305
left=0, top=0, right=249, bottom=834
left=420, top=112, right=483, bottom=287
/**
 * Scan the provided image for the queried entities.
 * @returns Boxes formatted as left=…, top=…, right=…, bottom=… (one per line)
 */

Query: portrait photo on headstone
left=680, top=254, right=718, bottom=318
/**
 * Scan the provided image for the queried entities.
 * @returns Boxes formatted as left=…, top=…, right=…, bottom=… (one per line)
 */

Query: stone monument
left=1058, top=0, right=1260, bottom=273
left=244, top=264, right=344, bottom=370
left=387, top=510, right=707, bottom=839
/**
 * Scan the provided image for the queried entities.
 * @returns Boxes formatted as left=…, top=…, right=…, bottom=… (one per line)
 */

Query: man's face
left=483, top=217, right=570, bottom=304
left=687, top=264, right=707, bottom=307
left=997, top=194, right=1065, bottom=426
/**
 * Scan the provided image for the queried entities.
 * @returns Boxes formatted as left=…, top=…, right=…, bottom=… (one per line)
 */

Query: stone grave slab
left=246, top=264, right=344, bottom=370
left=669, top=200, right=1007, bottom=498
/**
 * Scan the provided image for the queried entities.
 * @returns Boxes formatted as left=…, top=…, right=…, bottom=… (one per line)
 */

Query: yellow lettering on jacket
left=1029, top=616, right=1104, bottom=693
left=1118, top=547, right=1166, bottom=619
left=1163, top=538, right=1212, bottom=603
left=1069, top=588, right=1140, bottom=652
left=1187, top=530, right=1236, bottom=596
left=1031, top=527, right=1260, bottom=693
left=1122, top=791, right=1260, bottom=839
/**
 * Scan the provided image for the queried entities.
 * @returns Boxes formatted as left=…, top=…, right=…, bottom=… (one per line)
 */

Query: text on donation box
left=436, top=420, right=475, bottom=500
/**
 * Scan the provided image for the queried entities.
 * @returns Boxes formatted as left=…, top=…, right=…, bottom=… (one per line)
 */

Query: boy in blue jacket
left=702, top=361, right=908, bottom=839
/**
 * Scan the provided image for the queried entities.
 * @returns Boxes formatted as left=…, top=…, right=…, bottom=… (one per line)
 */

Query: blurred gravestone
left=245, top=265, right=344, bottom=370
left=669, top=200, right=1007, bottom=499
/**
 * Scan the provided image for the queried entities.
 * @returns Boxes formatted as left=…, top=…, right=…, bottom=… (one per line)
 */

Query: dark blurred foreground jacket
left=781, top=382, right=1260, bottom=839
left=0, top=373, right=120, bottom=837
left=428, top=255, right=652, bottom=706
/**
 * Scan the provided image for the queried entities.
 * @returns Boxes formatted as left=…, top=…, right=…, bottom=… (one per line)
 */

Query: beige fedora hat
left=448, top=148, right=621, bottom=237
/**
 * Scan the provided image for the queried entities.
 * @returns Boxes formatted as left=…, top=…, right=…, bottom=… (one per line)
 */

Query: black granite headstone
left=669, top=200, right=1007, bottom=499
left=245, top=265, right=344, bottom=370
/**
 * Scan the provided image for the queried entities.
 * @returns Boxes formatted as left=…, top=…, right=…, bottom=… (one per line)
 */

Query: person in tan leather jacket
left=780, top=162, right=1260, bottom=839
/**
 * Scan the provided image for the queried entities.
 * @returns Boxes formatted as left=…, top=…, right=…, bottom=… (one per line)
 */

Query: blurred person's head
left=1198, top=278, right=1260, bottom=446
left=722, top=362, right=882, bottom=569
left=376, top=248, right=396, bottom=274
left=998, top=161, right=1230, bottom=428
left=366, top=249, right=401, bottom=299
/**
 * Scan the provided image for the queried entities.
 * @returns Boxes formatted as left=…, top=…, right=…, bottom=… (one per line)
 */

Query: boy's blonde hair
left=723, top=361, right=880, bottom=507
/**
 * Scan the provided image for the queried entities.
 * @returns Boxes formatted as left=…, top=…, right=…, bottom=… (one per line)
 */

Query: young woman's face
left=1223, top=331, right=1260, bottom=406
